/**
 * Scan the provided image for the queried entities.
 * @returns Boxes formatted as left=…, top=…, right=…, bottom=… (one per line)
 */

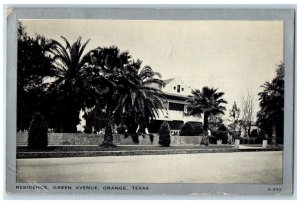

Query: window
left=182, top=88, right=184, bottom=91
left=169, top=102, right=184, bottom=111
left=177, top=85, right=180, bottom=93
left=174, top=86, right=176, bottom=90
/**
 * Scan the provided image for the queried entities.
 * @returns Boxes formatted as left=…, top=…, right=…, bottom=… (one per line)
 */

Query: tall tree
left=240, top=92, right=256, bottom=137
left=17, top=22, right=53, bottom=131
left=257, top=62, right=284, bottom=144
left=229, top=101, right=240, bottom=136
left=115, top=65, right=167, bottom=135
left=187, top=87, right=227, bottom=134
left=47, top=36, right=98, bottom=132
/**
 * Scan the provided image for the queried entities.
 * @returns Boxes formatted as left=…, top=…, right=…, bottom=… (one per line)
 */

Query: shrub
left=84, top=125, right=93, bottom=133
left=193, top=122, right=203, bottom=135
left=117, top=125, right=127, bottom=134
left=180, top=122, right=203, bottom=136
left=159, top=121, right=171, bottom=147
left=180, top=122, right=195, bottom=136
left=149, top=134, right=154, bottom=143
left=215, top=124, right=228, bottom=144
left=131, top=133, right=139, bottom=144
left=250, top=129, right=259, bottom=137
left=28, top=112, right=48, bottom=149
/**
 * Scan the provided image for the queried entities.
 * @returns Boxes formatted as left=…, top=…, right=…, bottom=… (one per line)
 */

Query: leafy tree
left=187, top=87, right=227, bottom=134
left=229, top=101, right=240, bottom=136
left=159, top=121, right=171, bottom=147
left=257, top=62, right=284, bottom=144
left=240, top=92, right=256, bottom=137
left=17, top=22, right=53, bottom=131
left=28, top=112, right=48, bottom=149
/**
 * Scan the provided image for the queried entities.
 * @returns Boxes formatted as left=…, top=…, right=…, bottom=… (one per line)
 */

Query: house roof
left=163, top=78, right=175, bottom=85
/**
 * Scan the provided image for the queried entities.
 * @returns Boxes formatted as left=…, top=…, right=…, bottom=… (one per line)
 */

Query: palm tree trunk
left=201, top=111, right=209, bottom=146
left=101, top=109, right=115, bottom=147
left=203, top=111, right=209, bottom=133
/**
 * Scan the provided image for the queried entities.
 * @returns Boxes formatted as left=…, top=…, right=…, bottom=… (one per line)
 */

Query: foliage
left=257, top=62, right=284, bottom=144
left=116, top=125, right=127, bottom=134
left=249, top=129, right=258, bottom=137
left=180, top=122, right=203, bottom=136
left=84, top=46, right=166, bottom=146
left=17, top=22, right=53, bottom=131
left=208, top=114, right=223, bottom=133
left=187, top=87, right=227, bottom=133
left=214, top=124, right=228, bottom=144
left=84, top=125, right=93, bottom=134
left=46, top=36, right=100, bottom=133
left=159, top=121, right=171, bottom=147
left=115, top=65, right=167, bottom=134
left=239, top=137, right=263, bottom=145
left=229, top=101, right=240, bottom=134
left=28, top=112, right=48, bottom=149
left=83, top=106, right=107, bottom=133
left=17, top=26, right=166, bottom=146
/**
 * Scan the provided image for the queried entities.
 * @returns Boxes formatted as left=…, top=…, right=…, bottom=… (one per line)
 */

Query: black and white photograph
left=5, top=8, right=295, bottom=195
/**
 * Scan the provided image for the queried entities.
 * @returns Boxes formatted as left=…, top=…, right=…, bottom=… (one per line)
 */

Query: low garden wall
left=17, top=132, right=203, bottom=146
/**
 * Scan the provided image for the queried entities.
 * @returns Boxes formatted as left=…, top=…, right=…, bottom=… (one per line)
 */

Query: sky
left=20, top=19, right=283, bottom=120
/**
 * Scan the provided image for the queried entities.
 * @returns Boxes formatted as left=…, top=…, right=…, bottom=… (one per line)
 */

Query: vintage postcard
left=5, top=8, right=295, bottom=196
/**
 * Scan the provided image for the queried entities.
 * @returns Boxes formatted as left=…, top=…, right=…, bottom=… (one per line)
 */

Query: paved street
left=17, top=151, right=282, bottom=184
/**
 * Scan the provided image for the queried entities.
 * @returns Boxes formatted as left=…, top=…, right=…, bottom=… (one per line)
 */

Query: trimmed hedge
left=159, top=121, right=171, bottom=147
left=180, top=122, right=203, bottom=136
left=28, top=112, right=48, bottom=149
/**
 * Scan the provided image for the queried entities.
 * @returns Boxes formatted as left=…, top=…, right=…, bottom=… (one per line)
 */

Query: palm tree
left=47, top=36, right=98, bottom=132
left=84, top=46, right=137, bottom=147
left=187, top=87, right=227, bottom=136
left=85, top=46, right=166, bottom=146
left=114, top=65, right=167, bottom=136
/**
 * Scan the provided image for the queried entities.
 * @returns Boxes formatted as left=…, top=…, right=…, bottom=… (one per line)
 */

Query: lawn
left=17, top=144, right=236, bottom=152
left=16, top=144, right=282, bottom=159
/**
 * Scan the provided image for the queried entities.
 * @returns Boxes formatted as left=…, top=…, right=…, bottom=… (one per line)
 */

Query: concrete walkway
left=17, top=151, right=282, bottom=184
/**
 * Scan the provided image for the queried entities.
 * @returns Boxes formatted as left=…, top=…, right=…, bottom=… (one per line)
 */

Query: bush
left=131, top=133, right=139, bottom=144
left=84, top=125, right=93, bottom=133
left=250, top=129, right=259, bottom=137
left=193, top=122, right=203, bottom=135
left=180, top=122, right=203, bottom=136
left=215, top=124, right=228, bottom=144
left=159, top=121, right=171, bottom=147
left=28, top=112, right=48, bottom=149
left=117, top=125, right=127, bottom=134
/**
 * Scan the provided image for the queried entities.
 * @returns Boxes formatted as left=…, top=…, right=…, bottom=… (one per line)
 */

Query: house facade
left=147, top=78, right=201, bottom=134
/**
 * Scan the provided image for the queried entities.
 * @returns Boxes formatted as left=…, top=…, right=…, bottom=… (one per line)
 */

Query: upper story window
left=177, top=85, right=180, bottom=93
left=182, top=88, right=184, bottom=91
